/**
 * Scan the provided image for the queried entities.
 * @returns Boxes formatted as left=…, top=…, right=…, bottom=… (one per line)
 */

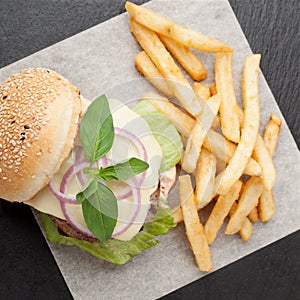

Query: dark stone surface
left=162, top=231, right=300, bottom=300
left=0, top=0, right=299, bottom=299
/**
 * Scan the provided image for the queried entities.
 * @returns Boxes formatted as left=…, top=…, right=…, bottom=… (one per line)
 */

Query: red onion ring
left=60, top=203, right=95, bottom=238
left=57, top=157, right=141, bottom=238
left=75, top=148, right=87, bottom=185
left=49, top=126, right=149, bottom=238
left=56, top=157, right=106, bottom=238
left=48, top=160, right=89, bottom=204
left=114, top=127, right=148, bottom=185
left=114, top=127, right=148, bottom=162
left=115, top=186, right=133, bottom=200
left=48, top=182, right=77, bottom=204
left=112, top=176, right=142, bottom=238
left=60, top=160, right=86, bottom=193
left=75, top=146, right=84, bottom=162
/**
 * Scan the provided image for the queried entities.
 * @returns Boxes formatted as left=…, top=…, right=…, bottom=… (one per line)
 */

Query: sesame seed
left=0, top=67, right=78, bottom=179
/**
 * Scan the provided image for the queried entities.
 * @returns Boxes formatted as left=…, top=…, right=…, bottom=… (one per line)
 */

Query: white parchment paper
left=1, top=0, right=299, bottom=299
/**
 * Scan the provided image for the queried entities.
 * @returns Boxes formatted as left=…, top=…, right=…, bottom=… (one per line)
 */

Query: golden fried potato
left=215, top=52, right=240, bottom=143
left=179, top=175, right=212, bottom=272
left=135, top=51, right=174, bottom=98
left=205, top=180, right=242, bottom=244
left=126, top=1, right=233, bottom=53
left=195, top=149, right=217, bottom=209
left=129, top=18, right=203, bottom=116
left=182, top=94, right=221, bottom=173
left=229, top=201, right=253, bottom=242
left=210, top=83, right=217, bottom=96
left=215, top=54, right=261, bottom=195
left=159, top=34, right=207, bottom=81
left=193, top=82, right=210, bottom=100
left=226, top=177, right=263, bottom=234
left=258, top=113, right=282, bottom=222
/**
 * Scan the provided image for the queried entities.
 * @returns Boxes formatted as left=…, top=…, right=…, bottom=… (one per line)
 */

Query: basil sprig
left=76, top=95, right=149, bottom=242
left=80, top=95, right=114, bottom=163
left=87, top=158, right=149, bottom=181
left=79, top=180, right=118, bottom=242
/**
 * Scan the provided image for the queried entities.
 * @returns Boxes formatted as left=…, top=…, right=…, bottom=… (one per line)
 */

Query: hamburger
left=0, top=68, right=181, bottom=264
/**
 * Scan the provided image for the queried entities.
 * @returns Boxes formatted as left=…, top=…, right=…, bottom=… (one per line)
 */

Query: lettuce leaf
left=134, top=100, right=183, bottom=172
left=40, top=202, right=176, bottom=265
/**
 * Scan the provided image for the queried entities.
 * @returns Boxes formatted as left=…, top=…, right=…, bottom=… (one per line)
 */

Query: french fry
left=215, top=52, right=240, bottom=143
left=126, top=1, right=233, bottom=53
left=248, top=206, right=258, bottom=223
left=229, top=202, right=253, bottom=242
left=236, top=104, right=244, bottom=125
left=135, top=51, right=174, bottom=98
left=172, top=205, right=184, bottom=224
left=195, top=149, right=216, bottom=209
left=204, top=130, right=262, bottom=177
left=216, top=54, right=261, bottom=195
left=194, top=83, right=220, bottom=129
left=141, top=95, right=262, bottom=177
left=159, top=34, right=207, bottom=81
left=210, top=83, right=217, bottom=96
left=193, top=82, right=210, bottom=100
left=252, top=134, right=276, bottom=191
left=215, top=156, right=226, bottom=175
left=234, top=108, right=279, bottom=219
left=179, top=175, right=212, bottom=272
left=182, top=94, right=221, bottom=173
left=129, top=18, right=203, bottom=116
left=130, top=2, right=281, bottom=272
left=258, top=113, right=282, bottom=222
left=263, top=113, right=282, bottom=157
left=239, top=217, right=253, bottom=242
left=235, top=103, right=276, bottom=191
left=258, top=189, right=275, bottom=222
left=226, top=176, right=263, bottom=234
left=205, top=180, right=242, bottom=245
left=211, top=116, right=221, bottom=130
left=141, top=91, right=194, bottom=139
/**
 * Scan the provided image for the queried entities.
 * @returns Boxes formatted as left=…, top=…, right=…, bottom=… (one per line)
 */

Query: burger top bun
left=0, top=68, right=82, bottom=202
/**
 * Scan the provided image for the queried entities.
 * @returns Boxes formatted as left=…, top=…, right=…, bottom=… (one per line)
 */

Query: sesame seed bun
left=0, top=68, right=82, bottom=202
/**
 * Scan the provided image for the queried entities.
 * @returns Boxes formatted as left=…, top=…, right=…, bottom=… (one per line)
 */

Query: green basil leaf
left=76, top=179, right=97, bottom=204
left=81, top=180, right=118, bottom=242
left=76, top=192, right=86, bottom=204
left=96, top=158, right=149, bottom=181
left=80, top=95, right=114, bottom=164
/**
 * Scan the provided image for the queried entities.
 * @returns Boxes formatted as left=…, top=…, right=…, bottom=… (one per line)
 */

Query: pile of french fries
left=125, top=2, right=282, bottom=272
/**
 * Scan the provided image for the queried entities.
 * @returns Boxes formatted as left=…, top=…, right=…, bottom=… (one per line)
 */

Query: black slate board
left=0, top=0, right=299, bottom=299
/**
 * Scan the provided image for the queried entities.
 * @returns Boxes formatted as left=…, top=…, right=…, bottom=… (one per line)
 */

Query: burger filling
left=26, top=98, right=181, bottom=242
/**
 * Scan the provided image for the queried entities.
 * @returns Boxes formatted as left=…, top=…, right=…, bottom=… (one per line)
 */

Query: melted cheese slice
left=26, top=99, right=162, bottom=241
